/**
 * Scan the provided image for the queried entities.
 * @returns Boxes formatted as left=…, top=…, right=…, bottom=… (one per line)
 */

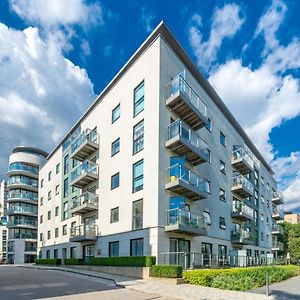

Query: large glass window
left=110, top=207, right=119, bottom=223
left=63, top=202, right=68, bottom=220
left=133, top=160, right=143, bottom=192
left=70, top=247, right=76, bottom=258
left=219, top=189, right=226, bottom=202
left=63, top=225, right=67, bottom=235
left=134, top=82, right=144, bottom=116
left=205, top=117, right=212, bottom=132
left=220, top=131, right=226, bottom=146
left=63, top=178, right=68, bottom=198
left=219, top=217, right=226, bottom=229
left=130, top=238, right=144, bottom=256
left=133, top=120, right=144, bottom=154
left=111, top=173, right=120, bottom=189
left=218, top=245, right=227, bottom=257
left=111, top=138, right=120, bottom=156
left=109, top=241, right=119, bottom=257
left=64, top=155, right=69, bottom=175
left=132, top=199, right=143, bottom=230
left=112, top=104, right=120, bottom=123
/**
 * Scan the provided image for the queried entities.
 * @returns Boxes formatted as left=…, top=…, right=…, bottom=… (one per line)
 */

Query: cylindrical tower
left=6, top=146, right=48, bottom=264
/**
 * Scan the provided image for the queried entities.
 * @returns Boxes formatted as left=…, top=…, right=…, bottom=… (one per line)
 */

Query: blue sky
left=0, top=0, right=300, bottom=211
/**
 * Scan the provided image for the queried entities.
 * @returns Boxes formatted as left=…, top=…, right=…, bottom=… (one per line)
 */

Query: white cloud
left=189, top=3, right=244, bottom=71
left=139, top=7, right=155, bottom=33
left=0, top=22, right=95, bottom=178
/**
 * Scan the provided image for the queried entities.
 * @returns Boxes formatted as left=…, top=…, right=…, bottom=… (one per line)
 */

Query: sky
left=0, top=0, right=300, bottom=212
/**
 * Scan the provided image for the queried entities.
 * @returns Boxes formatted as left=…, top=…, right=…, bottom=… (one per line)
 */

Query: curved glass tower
left=6, top=146, right=47, bottom=264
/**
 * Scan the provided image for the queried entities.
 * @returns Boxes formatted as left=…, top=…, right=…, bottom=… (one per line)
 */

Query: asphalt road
left=0, top=266, right=169, bottom=300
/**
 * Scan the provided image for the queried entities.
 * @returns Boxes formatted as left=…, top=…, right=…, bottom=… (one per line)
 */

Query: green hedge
left=35, top=258, right=61, bottom=265
left=64, top=259, right=83, bottom=265
left=183, top=265, right=300, bottom=291
left=151, top=265, right=182, bottom=278
left=87, top=256, right=156, bottom=267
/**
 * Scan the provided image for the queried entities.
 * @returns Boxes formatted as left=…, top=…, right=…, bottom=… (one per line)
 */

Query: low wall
left=66, top=265, right=150, bottom=279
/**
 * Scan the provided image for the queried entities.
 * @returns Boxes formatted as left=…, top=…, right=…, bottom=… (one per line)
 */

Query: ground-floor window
left=70, top=247, right=76, bottom=258
left=24, top=254, right=36, bottom=263
left=109, top=241, right=119, bottom=257
left=46, top=250, right=50, bottom=258
left=54, top=249, right=58, bottom=258
left=130, top=238, right=143, bottom=256
left=218, top=244, right=227, bottom=256
left=83, top=244, right=95, bottom=262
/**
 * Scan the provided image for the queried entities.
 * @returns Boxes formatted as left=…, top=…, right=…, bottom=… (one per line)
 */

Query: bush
left=64, top=259, right=83, bottom=265
left=35, top=258, right=61, bottom=265
left=183, top=265, right=300, bottom=291
left=151, top=265, right=182, bottom=278
left=87, top=256, right=156, bottom=267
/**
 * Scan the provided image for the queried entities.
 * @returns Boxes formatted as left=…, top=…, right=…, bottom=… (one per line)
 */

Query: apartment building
left=38, top=22, right=282, bottom=266
left=0, top=180, right=8, bottom=262
left=6, top=147, right=47, bottom=264
left=284, top=213, right=300, bottom=224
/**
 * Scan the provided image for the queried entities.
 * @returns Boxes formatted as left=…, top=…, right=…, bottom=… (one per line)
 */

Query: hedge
left=64, top=259, right=83, bottom=265
left=183, top=265, right=300, bottom=291
left=87, top=256, right=156, bottom=267
left=151, top=265, right=182, bottom=278
left=35, top=258, right=61, bottom=265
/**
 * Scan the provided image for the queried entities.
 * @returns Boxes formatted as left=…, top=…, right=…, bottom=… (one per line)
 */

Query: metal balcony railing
left=70, top=224, right=98, bottom=241
left=232, top=201, right=253, bottom=219
left=232, top=175, right=254, bottom=196
left=71, top=192, right=98, bottom=209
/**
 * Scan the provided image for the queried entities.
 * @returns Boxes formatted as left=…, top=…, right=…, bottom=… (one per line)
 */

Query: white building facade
left=38, top=22, right=283, bottom=267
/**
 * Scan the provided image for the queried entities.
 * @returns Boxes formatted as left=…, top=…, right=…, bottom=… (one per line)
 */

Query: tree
left=282, top=222, right=300, bottom=262
left=289, top=237, right=300, bottom=263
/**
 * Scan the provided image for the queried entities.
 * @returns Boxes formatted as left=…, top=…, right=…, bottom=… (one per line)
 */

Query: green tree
left=282, top=222, right=300, bottom=262
left=289, top=237, right=300, bottom=263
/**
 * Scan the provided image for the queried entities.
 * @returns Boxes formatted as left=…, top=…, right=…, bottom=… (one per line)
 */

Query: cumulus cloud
left=139, top=7, right=155, bottom=33
left=189, top=4, right=244, bottom=71
left=0, top=23, right=95, bottom=178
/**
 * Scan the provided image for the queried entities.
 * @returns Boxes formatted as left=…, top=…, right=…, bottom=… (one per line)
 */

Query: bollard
left=266, top=272, right=269, bottom=297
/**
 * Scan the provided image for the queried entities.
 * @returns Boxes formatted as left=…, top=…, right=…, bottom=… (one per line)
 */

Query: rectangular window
left=48, top=191, right=51, bottom=201
left=220, top=131, right=226, bottom=146
left=219, top=189, right=226, bottom=202
left=63, top=225, right=67, bottom=235
left=47, top=230, right=51, bottom=240
left=254, top=210, right=258, bottom=226
left=134, top=81, right=144, bottom=116
left=130, top=238, right=144, bottom=256
left=63, top=202, right=68, bottom=220
left=55, top=228, right=59, bottom=238
left=64, top=155, right=69, bottom=175
left=207, top=149, right=211, bottom=163
left=72, top=159, right=78, bottom=168
left=261, top=213, right=264, bottom=222
left=40, top=197, right=43, bottom=206
left=267, top=183, right=270, bottom=191
left=47, top=211, right=51, bottom=220
left=109, top=241, right=119, bottom=257
left=254, top=170, right=259, bottom=186
left=70, top=247, right=76, bottom=258
left=112, top=104, right=120, bottom=123
left=261, top=195, right=265, bottom=204
left=55, top=185, right=59, bottom=195
left=205, top=117, right=212, bottom=132
left=46, top=250, right=50, bottom=259
left=56, top=163, right=60, bottom=174
left=48, top=171, right=52, bottom=181
left=111, top=138, right=120, bottom=156
left=133, top=160, right=143, bottom=193
left=40, top=233, right=43, bottom=242
left=132, top=199, right=143, bottom=230
left=40, top=215, right=43, bottom=224
left=261, top=232, right=264, bottom=241
left=203, top=211, right=211, bottom=225
left=111, top=173, right=120, bottom=189
left=41, top=179, right=44, bottom=188
left=218, top=245, right=227, bottom=256
left=63, top=178, right=68, bottom=198
left=71, top=221, right=76, bottom=230
left=220, top=160, right=226, bottom=174
left=55, top=206, right=59, bottom=217
left=133, top=120, right=144, bottom=154
left=110, top=207, right=119, bottom=223
left=261, top=176, right=265, bottom=186
left=54, top=249, right=58, bottom=258
left=219, top=217, right=226, bottom=229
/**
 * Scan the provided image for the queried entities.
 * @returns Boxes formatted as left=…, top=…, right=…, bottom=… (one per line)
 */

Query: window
left=261, top=213, right=264, bottom=222
left=70, top=247, right=76, bottom=258
left=261, top=195, right=265, bottom=204
left=133, top=120, right=144, bottom=154
left=41, top=179, right=44, bottom=188
left=47, top=210, right=51, bottom=220
left=48, top=171, right=52, bottom=181
left=205, top=117, right=212, bottom=132
left=64, top=155, right=69, bottom=175
left=39, top=233, right=43, bottom=242
left=40, top=215, right=43, bottom=224
left=55, top=206, right=59, bottom=217
left=219, top=217, right=226, bottom=229
left=132, top=199, right=143, bottom=230
left=40, top=197, right=43, bottom=206
left=110, top=207, right=119, bottom=223
left=254, top=170, right=259, bottom=186
left=261, top=232, right=264, bottom=241
left=56, top=163, right=60, bottom=174
left=220, top=131, right=226, bottom=146
left=63, top=202, right=68, bottom=220
left=48, top=191, right=51, bottom=201
left=254, top=210, right=258, bottom=226
left=71, top=221, right=76, bottom=230
left=130, top=238, right=144, bottom=256
left=203, top=211, right=211, bottom=225
left=55, top=228, right=59, bottom=238
left=133, top=160, right=143, bottom=192
left=134, top=81, right=144, bottom=116
left=261, top=176, right=265, bottom=186
left=55, top=185, right=59, bottom=195
left=219, top=189, right=226, bottom=202
left=109, top=241, right=119, bottom=257
left=112, top=104, right=120, bottom=123
left=111, top=138, right=120, bottom=156
left=63, top=178, right=68, bottom=198
left=47, top=230, right=51, bottom=240
left=266, top=217, right=269, bottom=224
left=218, top=245, right=227, bottom=257
left=111, top=173, right=120, bottom=189
left=54, top=249, right=58, bottom=258
left=267, top=183, right=270, bottom=191
left=207, top=149, right=211, bottom=163
left=46, top=250, right=50, bottom=259
left=63, top=225, right=67, bottom=235
left=220, top=160, right=226, bottom=174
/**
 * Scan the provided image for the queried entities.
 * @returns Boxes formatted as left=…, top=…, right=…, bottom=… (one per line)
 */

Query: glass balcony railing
left=168, top=75, right=207, bottom=118
left=7, top=219, right=37, bottom=227
left=8, top=162, right=39, bottom=175
left=272, top=206, right=284, bottom=219
left=25, top=246, right=37, bottom=252
left=165, top=208, right=206, bottom=230
left=231, top=229, right=253, bottom=242
left=231, top=147, right=254, bottom=169
left=71, top=192, right=98, bottom=209
left=272, top=241, right=284, bottom=250
left=70, top=160, right=98, bottom=183
left=7, top=177, right=38, bottom=189
left=70, top=224, right=98, bottom=241
left=232, top=201, right=253, bottom=219
left=232, top=175, right=254, bottom=195
left=167, top=120, right=209, bottom=160
left=272, top=191, right=284, bottom=204
left=7, top=206, right=38, bottom=215
left=166, top=163, right=210, bottom=195
left=8, top=191, right=38, bottom=202
left=70, top=129, right=99, bottom=156
left=272, top=224, right=284, bottom=235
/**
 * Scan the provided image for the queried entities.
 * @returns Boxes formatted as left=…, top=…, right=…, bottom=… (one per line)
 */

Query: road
left=0, top=265, right=173, bottom=300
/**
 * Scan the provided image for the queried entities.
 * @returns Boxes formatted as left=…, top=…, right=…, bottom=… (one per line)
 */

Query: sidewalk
left=20, top=265, right=271, bottom=300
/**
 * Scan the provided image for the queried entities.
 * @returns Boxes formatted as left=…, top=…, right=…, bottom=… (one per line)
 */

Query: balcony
left=70, top=192, right=98, bottom=215
left=70, top=160, right=98, bottom=188
left=231, top=175, right=254, bottom=198
left=165, top=120, right=209, bottom=166
left=272, top=241, right=284, bottom=251
left=165, top=163, right=210, bottom=201
left=231, top=147, right=254, bottom=175
left=7, top=177, right=38, bottom=192
left=7, top=192, right=38, bottom=204
left=272, top=224, right=284, bottom=236
left=166, top=75, right=208, bottom=130
left=272, top=191, right=284, bottom=205
left=231, top=230, right=254, bottom=245
left=272, top=207, right=284, bottom=220
left=7, top=219, right=37, bottom=229
left=70, top=129, right=99, bottom=162
left=7, top=162, right=39, bottom=179
left=70, top=224, right=98, bottom=242
left=165, top=208, right=207, bottom=236
left=231, top=201, right=254, bottom=221
left=7, top=206, right=38, bottom=216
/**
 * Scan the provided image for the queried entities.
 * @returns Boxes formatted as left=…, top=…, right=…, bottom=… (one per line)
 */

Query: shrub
left=87, top=256, right=156, bottom=267
left=183, top=265, right=300, bottom=291
left=64, top=259, right=83, bottom=265
left=151, top=265, right=182, bottom=278
left=35, top=258, right=61, bottom=265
